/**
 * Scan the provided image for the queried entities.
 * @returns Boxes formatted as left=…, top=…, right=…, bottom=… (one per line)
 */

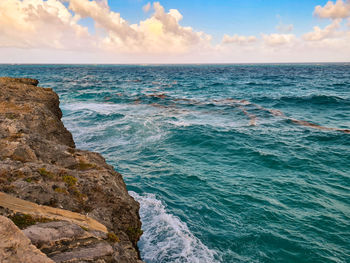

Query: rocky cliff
left=0, top=77, right=144, bottom=263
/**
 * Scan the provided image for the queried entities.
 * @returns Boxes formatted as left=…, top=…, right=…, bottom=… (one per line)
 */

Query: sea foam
left=129, top=191, right=219, bottom=263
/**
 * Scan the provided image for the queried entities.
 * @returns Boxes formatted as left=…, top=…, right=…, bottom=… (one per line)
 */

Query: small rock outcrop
left=0, top=77, right=144, bottom=263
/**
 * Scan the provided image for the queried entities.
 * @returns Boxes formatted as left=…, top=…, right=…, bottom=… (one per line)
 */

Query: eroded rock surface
left=0, top=77, right=143, bottom=263
left=0, top=215, right=54, bottom=263
left=23, top=221, right=114, bottom=263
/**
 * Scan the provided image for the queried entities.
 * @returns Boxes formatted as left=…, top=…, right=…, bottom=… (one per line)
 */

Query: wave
left=275, top=94, right=348, bottom=106
left=61, top=102, right=129, bottom=113
left=129, top=191, right=219, bottom=263
left=253, top=94, right=349, bottom=106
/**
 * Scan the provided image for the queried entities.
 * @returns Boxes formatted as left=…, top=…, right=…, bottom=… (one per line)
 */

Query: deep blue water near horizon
left=1, top=64, right=350, bottom=263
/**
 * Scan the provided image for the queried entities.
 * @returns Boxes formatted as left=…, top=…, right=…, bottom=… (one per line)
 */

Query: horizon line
left=1, top=62, right=350, bottom=65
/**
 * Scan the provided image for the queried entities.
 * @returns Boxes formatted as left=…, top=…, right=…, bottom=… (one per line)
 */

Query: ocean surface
left=1, top=64, right=349, bottom=263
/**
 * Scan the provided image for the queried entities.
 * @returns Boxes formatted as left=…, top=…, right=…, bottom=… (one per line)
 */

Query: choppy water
left=1, top=64, right=350, bottom=263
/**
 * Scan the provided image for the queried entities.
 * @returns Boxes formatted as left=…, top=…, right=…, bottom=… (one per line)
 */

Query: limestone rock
left=23, top=221, right=93, bottom=248
left=0, top=77, right=144, bottom=262
left=50, top=242, right=113, bottom=263
left=0, top=215, right=54, bottom=263
left=23, top=220, right=114, bottom=262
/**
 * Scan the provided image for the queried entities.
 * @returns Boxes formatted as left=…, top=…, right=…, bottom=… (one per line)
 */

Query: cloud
left=0, top=0, right=349, bottom=62
left=303, top=19, right=342, bottom=41
left=0, top=0, right=210, bottom=55
left=67, top=0, right=210, bottom=54
left=314, top=0, right=350, bottom=19
left=275, top=15, right=294, bottom=33
left=262, top=33, right=296, bottom=46
left=276, top=23, right=294, bottom=33
left=0, top=0, right=92, bottom=49
left=67, top=0, right=138, bottom=41
left=221, top=34, right=257, bottom=45
left=143, top=2, right=151, bottom=13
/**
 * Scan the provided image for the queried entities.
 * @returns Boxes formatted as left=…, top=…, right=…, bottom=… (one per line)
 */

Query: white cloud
left=67, top=0, right=210, bottom=54
left=0, top=0, right=210, bottom=55
left=67, top=0, right=138, bottom=42
left=262, top=33, right=296, bottom=46
left=222, top=34, right=257, bottom=45
left=0, top=0, right=92, bottom=49
left=314, top=0, right=350, bottom=19
left=301, top=19, right=350, bottom=57
left=303, top=19, right=342, bottom=41
left=0, top=0, right=349, bottom=62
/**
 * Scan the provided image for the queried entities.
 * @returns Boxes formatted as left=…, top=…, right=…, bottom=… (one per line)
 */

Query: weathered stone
left=0, top=192, right=108, bottom=233
left=22, top=220, right=113, bottom=262
left=0, top=77, right=144, bottom=263
left=23, top=221, right=91, bottom=248
left=0, top=215, right=54, bottom=263
left=112, top=242, right=145, bottom=263
left=50, top=242, right=113, bottom=263
left=0, top=77, right=39, bottom=86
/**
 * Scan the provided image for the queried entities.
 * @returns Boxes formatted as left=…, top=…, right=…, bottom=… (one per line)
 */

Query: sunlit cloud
left=0, top=0, right=93, bottom=49
left=302, top=0, right=350, bottom=50
left=70, top=0, right=212, bottom=54
left=0, top=0, right=211, bottom=55
left=314, top=0, right=350, bottom=19
left=303, top=19, right=342, bottom=41
left=222, top=34, right=257, bottom=45
left=0, top=0, right=349, bottom=62
left=262, top=34, right=296, bottom=46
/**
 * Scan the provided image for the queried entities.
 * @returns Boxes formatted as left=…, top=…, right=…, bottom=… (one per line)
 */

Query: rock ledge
left=0, top=77, right=143, bottom=263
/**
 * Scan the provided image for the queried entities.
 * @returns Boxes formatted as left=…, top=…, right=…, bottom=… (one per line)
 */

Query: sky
left=0, top=0, right=350, bottom=63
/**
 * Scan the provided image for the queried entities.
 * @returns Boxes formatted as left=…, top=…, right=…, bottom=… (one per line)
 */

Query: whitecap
left=61, top=102, right=133, bottom=115
left=129, top=191, right=219, bottom=263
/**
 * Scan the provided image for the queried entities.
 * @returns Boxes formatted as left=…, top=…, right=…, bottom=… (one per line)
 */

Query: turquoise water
left=1, top=64, right=350, bottom=263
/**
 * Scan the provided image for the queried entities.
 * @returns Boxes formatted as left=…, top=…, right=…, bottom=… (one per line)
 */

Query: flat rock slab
left=0, top=192, right=107, bottom=233
left=50, top=242, right=113, bottom=263
left=0, top=215, right=54, bottom=263
left=23, top=221, right=95, bottom=247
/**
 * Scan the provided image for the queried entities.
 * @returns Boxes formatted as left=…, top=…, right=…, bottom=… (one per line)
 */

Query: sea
left=1, top=64, right=349, bottom=263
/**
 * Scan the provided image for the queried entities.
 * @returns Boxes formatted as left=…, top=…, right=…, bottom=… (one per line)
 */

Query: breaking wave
left=129, top=191, right=219, bottom=263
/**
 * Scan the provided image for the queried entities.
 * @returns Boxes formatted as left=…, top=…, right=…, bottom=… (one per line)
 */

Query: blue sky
left=103, top=0, right=329, bottom=41
left=1, top=0, right=349, bottom=63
